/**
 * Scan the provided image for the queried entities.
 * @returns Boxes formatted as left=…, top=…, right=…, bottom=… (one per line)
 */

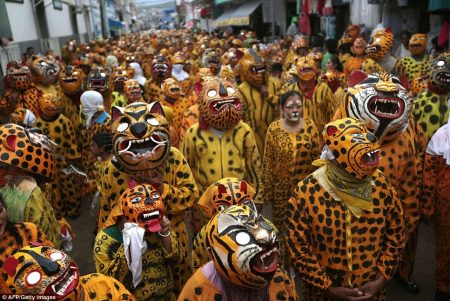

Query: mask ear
left=326, top=125, right=338, bottom=137
left=194, top=82, right=203, bottom=96
left=4, top=135, right=17, bottom=151
left=240, top=181, right=248, bottom=194
left=111, top=106, right=124, bottom=122
left=4, top=257, right=20, bottom=277
left=398, top=74, right=409, bottom=90
left=348, top=70, right=368, bottom=87
left=217, top=184, right=227, bottom=194
left=235, top=49, right=245, bottom=61
left=148, top=101, right=165, bottom=117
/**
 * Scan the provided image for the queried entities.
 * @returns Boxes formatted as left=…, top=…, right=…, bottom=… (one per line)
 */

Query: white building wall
left=77, top=12, right=88, bottom=34
left=45, top=0, right=74, bottom=37
left=5, top=1, right=38, bottom=42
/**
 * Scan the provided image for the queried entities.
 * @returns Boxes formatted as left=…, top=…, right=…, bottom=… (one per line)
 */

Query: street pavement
left=68, top=199, right=437, bottom=301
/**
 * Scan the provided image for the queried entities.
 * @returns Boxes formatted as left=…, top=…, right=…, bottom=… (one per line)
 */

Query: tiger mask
left=59, top=65, right=83, bottom=95
left=123, top=79, right=142, bottom=102
left=323, top=118, right=380, bottom=179
left=87, top=67, right=109, bottom=92
left=239, top=49, right=267, bottom=88
left=110, top=66, right=129, bottom=92
left=4, top=246, right=81, bottom=300
left=120, top=183, right=165, bottom=233
left=111, top=102, right=170, bottom=173
left=365, top=29, right=394, bottom=60
left=27, top=55, right=61, bottom=87
left=206, top=205, right=279, bottom=289
left=409, top=33, right=427, bottom=56
left=342, top=70, right=411, bottom=145
left=296, top=56, right=317, bottom=81
left=7, top=61, right=32, bottom=90
left=161, top=78, right=182, bottom=102
left=198, top=78, right=242, bottom=131
left=429, top=53, right=450, bottom=94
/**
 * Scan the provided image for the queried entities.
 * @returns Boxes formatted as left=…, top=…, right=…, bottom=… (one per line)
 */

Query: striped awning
left=214, top=0, right=261, bottom=27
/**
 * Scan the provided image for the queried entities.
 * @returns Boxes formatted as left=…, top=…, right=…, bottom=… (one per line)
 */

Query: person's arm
left=285, top=186, right=333, bottom=289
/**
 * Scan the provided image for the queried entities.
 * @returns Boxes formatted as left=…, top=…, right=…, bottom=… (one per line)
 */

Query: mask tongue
left=146, top=219, right=162, bottom=233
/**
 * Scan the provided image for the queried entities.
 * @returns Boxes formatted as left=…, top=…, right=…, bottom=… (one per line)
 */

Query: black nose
left=145, top=197, right=154, bottom=205
left=366, top=132, right=377, bottom=143
left=130, top=122, right=147, bottom=138
left=219, top=83, right=227, bottom=97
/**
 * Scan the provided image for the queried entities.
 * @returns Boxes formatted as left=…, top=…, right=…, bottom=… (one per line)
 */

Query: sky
left=134, top=0, right=174, bottom=6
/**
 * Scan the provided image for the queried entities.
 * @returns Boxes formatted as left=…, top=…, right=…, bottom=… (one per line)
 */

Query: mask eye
left=49, top=251, right=64, bottom=261
left=235, top=232, right=251, bottom=245
left=147, top=117, right=159, bottom=126
left=226, top=86, right=235, bottom=94
left=151, top=193, right=160, bottom=199
left=131, top=197, right=141, bottom=204
left=217, top=205, right=227, bottom=211
left=437, top=60, right=445, bottom=67
left=117, top=122, right=129, bottom=132
left=207, top=90, right=217, bottom=98
left=26, top=270, right=42, bottom=286
left=375, top=38, right=381, bottom=43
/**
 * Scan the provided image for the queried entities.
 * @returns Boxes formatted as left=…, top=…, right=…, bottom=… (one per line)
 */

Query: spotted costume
left=286, top=118, right=405, bottom=301
left=238, top=49, right=277, bottom=157
left=99, top=102, right=198, bottom=294
left=28, top=54, right=62, bottom=102
left=35, top=94, right=82, bottom=218
left=412, top=53, right=450, bottom=139
left=395, top=34, right=430, bottom=82
left=179, top=205, right=299, bottom=301
left=145, top=55, right=171, bottom=102
left=362, top=29, right=397, bottom=74
left=94, top=184, right=183, bottom=300
left=335, top=70, right=426, bottom=286
left=3, top=246, right=135, bottom=301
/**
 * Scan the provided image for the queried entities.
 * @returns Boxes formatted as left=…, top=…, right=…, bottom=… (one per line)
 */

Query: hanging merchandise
left=299, top=12, right=312, bottom=36
left=322, top=0, right=334, bottom=15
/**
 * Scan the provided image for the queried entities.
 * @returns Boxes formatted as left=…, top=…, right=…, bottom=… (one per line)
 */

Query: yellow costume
left=78, top=273, right=136, bottom=301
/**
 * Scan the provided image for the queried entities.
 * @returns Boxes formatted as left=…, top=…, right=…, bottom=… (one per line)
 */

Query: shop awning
left=108, top=18, right=124, bottom=29
left=214, top=0, right=261, bottom=27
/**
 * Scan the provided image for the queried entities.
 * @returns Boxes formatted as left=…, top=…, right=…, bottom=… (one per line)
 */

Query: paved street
left=68, top=199, right=437, bottom=300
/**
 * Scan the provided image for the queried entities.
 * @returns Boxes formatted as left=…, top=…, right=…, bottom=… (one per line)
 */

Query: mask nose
left=219, top=83, right=227, bottom=97
left=130, top=122, right=147, bottom=138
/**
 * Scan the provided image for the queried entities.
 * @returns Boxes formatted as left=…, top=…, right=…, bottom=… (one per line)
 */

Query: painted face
left=429, top=53, right=450, bottom=93
left=206, top=205, right=279, bottom=289
left=409, top=33, right=427, bottom=56
left=39, top=93, right=60, bottom=118
left=282, top=95, right=303, bottom=123
left=161, top=78, right=181, bottom=101
left=4, top=246, right=81, bottom=300
left=239, top=49, right=267, bottom=88
left=59, top=65, right=83, bottom=95
left=7, top=61, right=32, bottom=90
left=323, top=118, right=380, bottom=179
left=366, top=29, right=394, bottom=60
left=352, top=37, right=367, bottom=56
left=121, top=184, right=165, bottom=232
left=110, top=67, right=129, bottom=92
left=124, top=79, right=142, bottom=102
left=111, top=102, right=170, bottom=173
left=87, top=67, right=109, bottom=92
left=296, top=56, right=317, bottom=81
left=343, top=71, right=411, bottom=145
left=28, top=55, right=61, bottom=86
left=199, top=79, right=242, bottom=131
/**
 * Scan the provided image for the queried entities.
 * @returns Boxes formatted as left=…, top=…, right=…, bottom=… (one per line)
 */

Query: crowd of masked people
left=0, top=24, right=449, bottom=301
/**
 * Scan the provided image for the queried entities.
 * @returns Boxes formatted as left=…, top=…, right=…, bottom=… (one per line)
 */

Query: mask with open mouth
left=239, top=48, right=267, bottom=88
left=7, top=61, right=32, bottom=90
left=151, top=55, right=171, bottom=80
left=87, top=67, right=109, bottom=93
left=409, top=33, right=427, bottom=56
left=124, top=79, right=142, bottom=102
left=60, top=65, right=83, bottom=95
left=198, top=78, right=242, bottom=131
left=343, top=70, right=411, bottom=145
left=429, top=53, right=450, bottom=94
left=161, top=78, right=182, bottom=102
left=323, top=118, right=380, bottom=179
left=110, top=66, right=129, bottom=92
left=296, top=56, right=317, bottom=81
left=4, top=246, right=81, bottom=300
left=120, top=183, right=165, bottom=232
left=39, top=93, right=61, bottom=119
left=206, top=205, right=279, bottom=289
left=28, top=55, right=61, bottom=87
left=111, top=102, right=170, bottom=173
left=365, top=29, right=394, bottom=60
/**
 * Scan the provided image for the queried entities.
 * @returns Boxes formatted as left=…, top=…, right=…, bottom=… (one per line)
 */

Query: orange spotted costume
left=286, top=118, right=405, bottom=301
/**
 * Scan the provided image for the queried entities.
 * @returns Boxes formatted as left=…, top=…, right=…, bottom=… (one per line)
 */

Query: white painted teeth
left=143, top=211, right=159, bottom=219
left=150, top=135, right=167, bottom=145
left=118, top=140, right=132, bottom=154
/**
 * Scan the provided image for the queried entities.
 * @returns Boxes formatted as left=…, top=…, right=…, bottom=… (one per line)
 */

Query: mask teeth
left=117, top=140, right=132, bottom=154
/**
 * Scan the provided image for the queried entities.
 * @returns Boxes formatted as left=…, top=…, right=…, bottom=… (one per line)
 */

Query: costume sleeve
left=161, top=227, right=183, bottom=263
left=192, top=227, right=210, bottom=272
left=243, top=128, right=263, bottom=204
left=93, top=231, right=129, bottom=283
left=180, top=128, right=199, bottom=181
left=412, top=118, right=427, bottom=214
left=161, top=150, right=199, bottom=215
left=238, top=85, right=252, bottom=129
left=420, top=154, right=442, bottom=216
left=377, top=181, right=406, bottom=280
left=269, top=270, right=300, bottom=301
left=309, top=121, right=322, bottom=160
left=261, top=127, right=276, bottom=205
left=285, top=186, right=333, bottom=289
left=62, top=118, right=80, bottom=160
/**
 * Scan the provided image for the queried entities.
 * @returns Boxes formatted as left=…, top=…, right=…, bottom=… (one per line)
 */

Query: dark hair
left=92, top=131, right=113, bottom=153
left=325, top=38, right=337, bottom=54
left=279, top=90, right=301, bottom=108
left=328, top=55, right=343, bottom=72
